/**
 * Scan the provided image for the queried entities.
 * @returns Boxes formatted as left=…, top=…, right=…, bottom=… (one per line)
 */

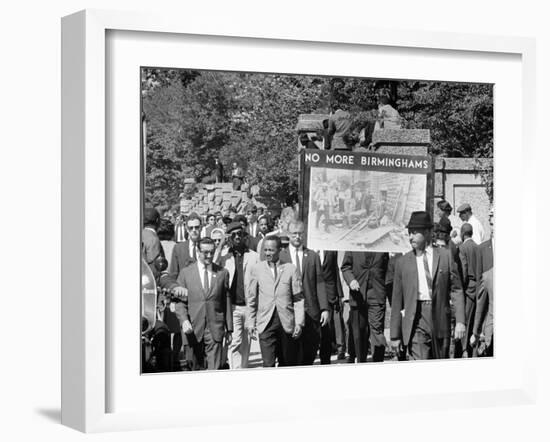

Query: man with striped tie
left=390, top=211, right=466, bottom=360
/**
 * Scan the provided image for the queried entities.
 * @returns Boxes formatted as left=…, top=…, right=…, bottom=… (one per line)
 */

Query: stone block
left=372, top=129, right=430, bottom=146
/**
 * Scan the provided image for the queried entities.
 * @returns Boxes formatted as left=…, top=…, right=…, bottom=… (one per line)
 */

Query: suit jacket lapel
left=408, top=252, right=419, bottom=296
left=432, top=248, right=440, bottom=288
left=301, top=249, right=310, bottom=282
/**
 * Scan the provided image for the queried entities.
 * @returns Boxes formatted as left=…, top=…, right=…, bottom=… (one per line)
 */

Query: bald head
left=460, top=222, right=473, bottom=240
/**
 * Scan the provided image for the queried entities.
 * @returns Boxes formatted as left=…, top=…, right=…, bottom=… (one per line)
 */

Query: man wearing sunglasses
left=166, top=212, right=203, bottom=278
left=220, top=222, right=259, bottom=368
left=390, top=211, right=465, bottom=360
left=161, top=237, right=233, bottom=370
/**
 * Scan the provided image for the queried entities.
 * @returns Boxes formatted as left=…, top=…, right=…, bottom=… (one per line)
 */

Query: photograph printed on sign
left=140, top=68, right=494, bottom=373
left=307, top=166, right=427, bottom=254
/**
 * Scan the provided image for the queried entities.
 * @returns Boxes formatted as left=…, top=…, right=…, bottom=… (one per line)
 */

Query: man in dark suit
left=456, top=223, right=478, bottom=358
left=316, top=249, right=344, bottom=364
left=341, top=251, right=388, bottom=362
left=142, top=207, right=165, bottom=279
left=471, top=209, right=494, bottom=357
left=390, top=211, right=466, bottom=360
left=161, top=237, right=233, bottom=370
left=280, top=220, right=329, bottom=365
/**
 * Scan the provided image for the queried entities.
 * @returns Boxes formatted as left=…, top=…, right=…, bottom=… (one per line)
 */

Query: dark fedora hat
left=406, top=211, right=433, bottom=230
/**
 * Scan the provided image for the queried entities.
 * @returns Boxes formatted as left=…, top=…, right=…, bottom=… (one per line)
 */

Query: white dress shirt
left=416, top=246, right=433, bottom=301
left=189, top=241, right=199, bottom=260
left=288, top=244, right=304, bottom=274
left=467, top=214, right=486, bottom=245
left=196, top=260, right=213, bottom=290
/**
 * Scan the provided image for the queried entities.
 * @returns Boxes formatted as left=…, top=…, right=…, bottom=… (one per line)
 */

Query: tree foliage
left=142, top=70, right=493, bottom=209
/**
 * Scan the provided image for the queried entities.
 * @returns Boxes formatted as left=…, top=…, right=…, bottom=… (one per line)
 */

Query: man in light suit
left=280, top=220, right=329, bottom=365
left=221, top=221, right=259, bottom=369
left=160, top=237, right=233, bottom=370
left=247, top=236, right=305, bottom=367
left=390, top=211, right=466, bottom=360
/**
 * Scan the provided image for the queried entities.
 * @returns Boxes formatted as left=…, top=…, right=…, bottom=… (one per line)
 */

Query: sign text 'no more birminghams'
left=303, top=149, right=431, bottom=174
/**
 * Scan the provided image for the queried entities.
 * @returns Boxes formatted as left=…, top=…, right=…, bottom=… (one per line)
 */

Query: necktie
left=423, top=252, right=432, bottom=298
left=295, top=249, right=302, bottom=279
left=272, top=263, right=278, bottom=280
left=203, top=267, right=210, bottom=292
left=192, top=244, right=197, bottom=261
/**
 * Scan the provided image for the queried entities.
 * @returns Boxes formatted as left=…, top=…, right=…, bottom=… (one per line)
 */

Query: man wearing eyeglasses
left=160, top=237, right=233, bottom=370
left=390, top=211, right=465, bottom=360
left=280, top=220, right=329, bottom=365
left=220, top=222, right=259, bottom=368
left=166, top=212, right=203, bottom=278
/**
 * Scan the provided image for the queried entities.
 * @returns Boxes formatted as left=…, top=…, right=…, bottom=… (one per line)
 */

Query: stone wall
left=434, top=157, right=492, bottom=235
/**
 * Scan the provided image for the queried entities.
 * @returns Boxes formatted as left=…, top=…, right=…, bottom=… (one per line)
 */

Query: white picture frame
left=61, top=9, right=537, bottom=433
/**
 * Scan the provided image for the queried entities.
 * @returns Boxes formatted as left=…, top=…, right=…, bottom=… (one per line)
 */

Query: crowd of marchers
left=141, top=200, right=494, bottom=373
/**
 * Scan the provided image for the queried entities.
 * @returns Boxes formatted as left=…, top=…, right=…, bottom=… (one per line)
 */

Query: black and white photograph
left=140, top=68, right=494, bottom=373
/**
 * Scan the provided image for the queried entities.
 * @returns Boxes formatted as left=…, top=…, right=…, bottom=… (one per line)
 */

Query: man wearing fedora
left=390, top=211, right=466, bottom=360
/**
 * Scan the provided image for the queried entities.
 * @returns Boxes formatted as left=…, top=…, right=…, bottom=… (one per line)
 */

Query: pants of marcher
left=331, top=303, right=346, bottom=356
left=320, top=308, right=337, bottom=364
left=408, top=301, right=449, bottom=360
left=342, top=300, right=355, bottom=359
left=349, top=302, right=386, bottom=362
left=185, top=327, right=223, bottom=370
left=259, top=309, right=299, bottom=367
left=228, top=305, right=251, bottom=369
left=453, top=290, right=476, bottom=358
left=299, top=314, right=321, bottom=365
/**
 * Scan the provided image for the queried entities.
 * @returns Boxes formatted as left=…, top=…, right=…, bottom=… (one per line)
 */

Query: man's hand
left=391, top=339, right=403, bottom=353
left=470, top=334, right=479, bottom=346
left=173, top=286, right=188, bottom=299
left=225, top=331, right=233, bottom=345
left=181, top=319, right=193, bottom=334
left=349, top=279, right=360, bottom=291
left=247, top=326, right=257, bottom=340
left=292, top=324, right=303, bottom=339
left=320, top=310, right=330, bottom=327
left=454, top=322, right=466, bottom=340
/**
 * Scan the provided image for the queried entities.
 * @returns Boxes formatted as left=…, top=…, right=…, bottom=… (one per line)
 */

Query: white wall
left=0, top=0, right=547, bottom=440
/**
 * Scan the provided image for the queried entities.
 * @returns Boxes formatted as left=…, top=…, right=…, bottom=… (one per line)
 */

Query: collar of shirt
left=196, top=260, right=212, bottom=274
left=189, top=241, right=198, bottom=256
left=288, top=244, right=304, bottom=255
left=230, top=246, right=248, bottom=257
left=144, top=227, right=157, bottom=233
left=464, top=237, right=473, bottom=244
